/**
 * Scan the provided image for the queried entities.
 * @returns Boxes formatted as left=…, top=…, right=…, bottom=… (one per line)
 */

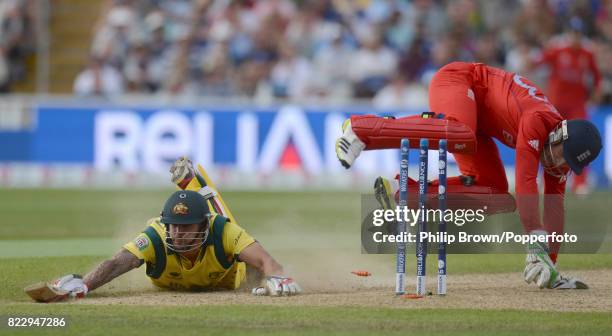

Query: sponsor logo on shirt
left=467, top=89, right=475, bottom=101
left=135, top=235, right=149, bottom=251
left=528, top=139, right=540, bottom=151
left=209, top=272, right=224, bottom=280
left=234, top=231, right=242, bottom=246
left=514, top=74, right=559, bottom=113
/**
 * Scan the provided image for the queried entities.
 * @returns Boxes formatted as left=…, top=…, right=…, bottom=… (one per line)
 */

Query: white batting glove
left=52, top=274, right=88, bottom=299
left=252, top=276, right=302, bottom=296
left=169, top=156, right=195, bottom=186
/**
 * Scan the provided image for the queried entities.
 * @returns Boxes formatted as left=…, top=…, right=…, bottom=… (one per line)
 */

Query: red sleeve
left=515, top=113, right=549, bottom=233
left=587, top=51, right=602, bottom=93
left=533, top=47, right=556, bottom=67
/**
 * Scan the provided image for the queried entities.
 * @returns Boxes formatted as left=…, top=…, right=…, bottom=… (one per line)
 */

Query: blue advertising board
left=0, top=104, right=610, bottom=186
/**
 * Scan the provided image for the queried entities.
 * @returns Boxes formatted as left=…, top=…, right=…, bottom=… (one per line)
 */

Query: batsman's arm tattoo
left=83, top=248, right=143, bottom=291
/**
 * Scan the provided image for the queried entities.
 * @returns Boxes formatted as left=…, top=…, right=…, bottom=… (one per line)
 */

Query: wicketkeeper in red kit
left=336, top=62, right=602, bottom=290
left=531, top=17, right=602, bottom=194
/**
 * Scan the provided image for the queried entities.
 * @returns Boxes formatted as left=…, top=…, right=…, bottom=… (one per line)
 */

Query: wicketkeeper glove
left=523, top=241, right=559, bottom=289
left=252, top=276, right=302, bottom=296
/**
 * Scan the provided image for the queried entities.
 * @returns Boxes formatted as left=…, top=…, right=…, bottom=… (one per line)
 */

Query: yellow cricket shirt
left=123, top=214, right=255, bottom=290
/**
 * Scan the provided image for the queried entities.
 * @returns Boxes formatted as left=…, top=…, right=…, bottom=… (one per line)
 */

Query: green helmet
left=160, top=190, right=210, bottom=225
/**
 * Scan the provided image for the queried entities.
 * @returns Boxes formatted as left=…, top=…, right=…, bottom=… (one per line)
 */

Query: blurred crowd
left=70, top=0, right=612, bottom=106
left=0, top=0, right=35, bottom=93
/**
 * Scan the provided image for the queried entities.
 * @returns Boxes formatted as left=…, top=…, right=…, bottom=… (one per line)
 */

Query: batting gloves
left=53, top=274, right=89, bottom=299
left=252, top=276, right=302, bottom=296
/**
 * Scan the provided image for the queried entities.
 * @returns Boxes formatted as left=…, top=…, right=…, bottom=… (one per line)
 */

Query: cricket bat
left=24, top=282, right=69, bottom=303
left=170, top=157, right=237, bottom=223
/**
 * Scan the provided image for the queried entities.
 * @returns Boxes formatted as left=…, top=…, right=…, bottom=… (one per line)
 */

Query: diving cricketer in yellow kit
left=122, top=194, right=254, bottom=291
left=24, top=158, right=301, bottom=303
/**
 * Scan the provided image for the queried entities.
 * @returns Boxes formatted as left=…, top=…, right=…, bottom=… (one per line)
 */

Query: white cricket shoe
left=552, top=275, right=589, bottom=289
left=335, top=119, right=365, bottom=169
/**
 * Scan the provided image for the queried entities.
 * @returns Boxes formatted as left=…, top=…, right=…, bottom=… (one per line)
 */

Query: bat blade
left=196, top=164, right=237, bottom=223
left=24, top=282, right=69, bottom=303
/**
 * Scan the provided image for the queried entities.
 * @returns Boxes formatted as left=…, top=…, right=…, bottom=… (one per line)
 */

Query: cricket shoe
left=336, top=119, right=365, bottom=169
left=373, top=176, right=397, bottom=235
left=374, top=176, right=396, bottom=210
left=552, top=275, right=589, bottom=289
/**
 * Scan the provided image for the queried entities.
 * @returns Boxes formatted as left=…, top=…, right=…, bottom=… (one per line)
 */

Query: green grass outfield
left=1, top=189, right=611, bottom=335
left=2, top=304, right=612, bottom=336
